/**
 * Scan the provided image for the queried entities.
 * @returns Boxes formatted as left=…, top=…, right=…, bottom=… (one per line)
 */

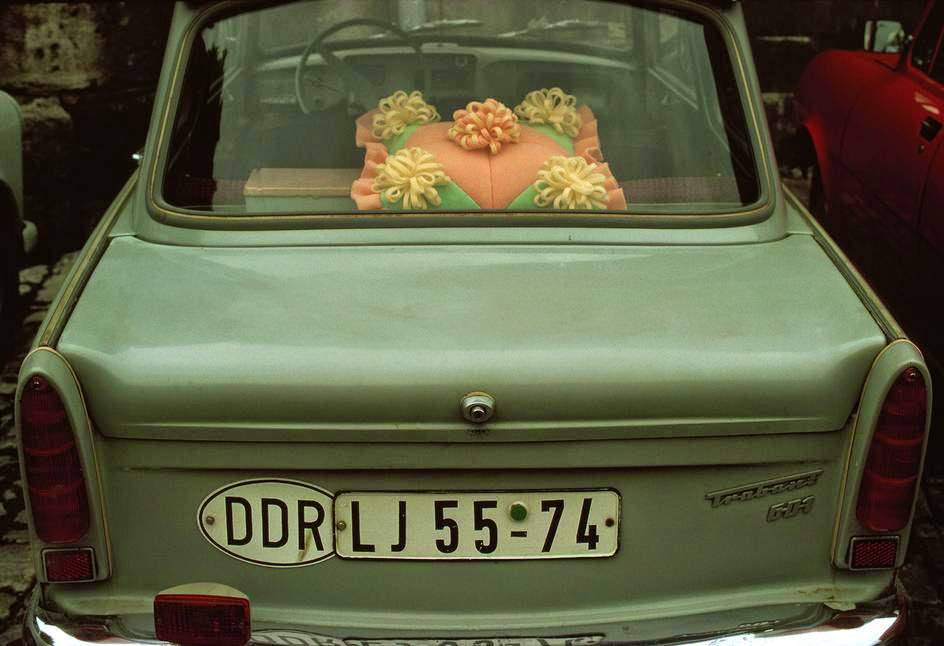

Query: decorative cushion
left=351, top=89, right=626, bottom=212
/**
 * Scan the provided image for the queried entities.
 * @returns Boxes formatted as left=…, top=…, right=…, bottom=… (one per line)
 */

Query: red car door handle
left=921, top=116, right=942, bottom=142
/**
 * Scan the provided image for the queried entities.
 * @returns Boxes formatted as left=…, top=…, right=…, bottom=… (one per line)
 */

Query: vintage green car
left=1, top=90, right=37, bottom=354
left=16, top=1, right=930, bottom=644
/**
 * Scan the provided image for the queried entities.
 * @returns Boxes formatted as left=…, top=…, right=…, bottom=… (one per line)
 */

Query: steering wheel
left=294, top=18, right=424, bottom=115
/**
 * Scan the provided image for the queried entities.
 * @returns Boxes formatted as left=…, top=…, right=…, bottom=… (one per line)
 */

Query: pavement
left=904, top=491, right=944, bottom=643
left=0, top=253, right=75, bottom=644
left=0, top=247, right=943, bottom=645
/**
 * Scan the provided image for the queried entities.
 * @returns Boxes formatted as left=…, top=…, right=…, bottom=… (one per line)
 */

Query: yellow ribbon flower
left=371, top=91, right=440, bottom=140
left=533, top=156, right=608, bottom=210
left=514, top=87, right=583, bottom=138
left=371, top=147, right=451, bottom=209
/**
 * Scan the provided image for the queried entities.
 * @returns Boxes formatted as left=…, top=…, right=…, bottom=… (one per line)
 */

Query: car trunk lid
left=58, top=234, right=884, bottom=441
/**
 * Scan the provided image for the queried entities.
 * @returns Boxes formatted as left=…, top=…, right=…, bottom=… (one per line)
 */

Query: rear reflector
left=849, top=536, right=899, bottom=570
left=19, top=375, right=90, bottom=543
left=154, top=594, right=251, bottom=646
left=856, top=368, right=927, bottom=532
left=43, top=548, right=95, bottom=582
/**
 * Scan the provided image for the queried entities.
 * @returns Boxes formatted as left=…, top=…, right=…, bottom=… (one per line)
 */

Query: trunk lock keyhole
left=461, top=392, right=495, bottom=424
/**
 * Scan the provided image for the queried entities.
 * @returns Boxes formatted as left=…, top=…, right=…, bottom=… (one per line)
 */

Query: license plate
left=335, top=490, right=620, bottom=560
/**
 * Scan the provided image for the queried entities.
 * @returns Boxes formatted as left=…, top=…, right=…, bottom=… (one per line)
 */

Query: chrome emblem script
left=704, top=469, right=823, bottom=509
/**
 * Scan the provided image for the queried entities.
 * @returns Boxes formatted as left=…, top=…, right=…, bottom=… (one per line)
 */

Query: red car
left=796, top=1, right=944, bottom=376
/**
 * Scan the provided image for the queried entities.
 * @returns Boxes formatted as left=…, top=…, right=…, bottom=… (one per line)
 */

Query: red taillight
left=43, top=548, right=95, bottom=582
left=19, top=375, right=90, bottom=543
left=154, top=595, right=251, bottom=646
left=856, top=368, right=928, bottom=532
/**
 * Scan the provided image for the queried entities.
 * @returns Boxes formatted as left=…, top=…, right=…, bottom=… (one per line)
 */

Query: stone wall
left=0, top=2, right=174, bottom=259
left=0, top=1, right=933, bottom=256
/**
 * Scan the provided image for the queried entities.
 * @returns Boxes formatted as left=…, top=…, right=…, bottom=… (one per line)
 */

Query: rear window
left=160, top=0, right=762, bottom=217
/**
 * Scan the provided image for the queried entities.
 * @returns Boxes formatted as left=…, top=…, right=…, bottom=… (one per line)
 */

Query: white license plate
left=335, top=490, right=620, bottom=560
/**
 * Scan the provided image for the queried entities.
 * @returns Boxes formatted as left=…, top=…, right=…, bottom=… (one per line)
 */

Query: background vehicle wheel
left=807, top=162, right=844, bottom=242
left=0, top=230, right=21, bottom=359
left=808, top=164, right=827, bottom=220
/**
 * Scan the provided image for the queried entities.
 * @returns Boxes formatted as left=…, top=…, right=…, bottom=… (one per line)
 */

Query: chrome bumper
left=24, top=586, right=907, bottom=645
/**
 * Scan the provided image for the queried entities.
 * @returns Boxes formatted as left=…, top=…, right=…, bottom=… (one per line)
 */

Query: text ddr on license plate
left=334, top=490, right=619, bottom=560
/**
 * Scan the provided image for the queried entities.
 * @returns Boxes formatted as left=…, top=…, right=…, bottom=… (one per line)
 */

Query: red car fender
left=796, top=50, right=899, bottom=204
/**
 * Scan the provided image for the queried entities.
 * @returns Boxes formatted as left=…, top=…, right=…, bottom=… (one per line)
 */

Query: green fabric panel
left=436, top=181, right=480, bottom=210
left=506, top=185, right=541, bottom=210
left=526, top=124, right=574, bottom=154
left=380, top=192, right=398, bottom=210
left=383, top=124, right=420, bottom=154
left=506, top=184, right=607, bottom=211
left=381, top=180, right=480, bottom=211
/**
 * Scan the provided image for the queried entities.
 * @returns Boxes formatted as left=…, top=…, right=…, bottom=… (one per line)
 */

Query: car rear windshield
left=160, top=0, right=762, bottom=217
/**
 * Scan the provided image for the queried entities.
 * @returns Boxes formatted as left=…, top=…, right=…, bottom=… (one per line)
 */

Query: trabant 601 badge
left=198, top=479, right=335, bottom=567
left=704, top=469, right=823, bottom=508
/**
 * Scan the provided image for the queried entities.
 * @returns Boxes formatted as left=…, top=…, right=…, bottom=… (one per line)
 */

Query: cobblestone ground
left=0, top=252, right=76, bottom=645
left=902, top=492, right=944, bottom=644
left=1, top=248, right=944, bottom=644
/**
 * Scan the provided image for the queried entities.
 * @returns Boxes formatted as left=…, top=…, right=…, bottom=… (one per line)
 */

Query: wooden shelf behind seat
left=243, top=168, right=361, bottom=212
left=244, top=168, right=362, bottom=197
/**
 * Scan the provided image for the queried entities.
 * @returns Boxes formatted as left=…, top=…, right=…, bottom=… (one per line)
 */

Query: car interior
left=162, top=1, right=761, bottom=214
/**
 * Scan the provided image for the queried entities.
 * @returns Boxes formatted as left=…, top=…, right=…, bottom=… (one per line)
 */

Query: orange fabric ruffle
left=574, top=105, right=626, bottom=210
left=350, top=110, right=388, bottom=210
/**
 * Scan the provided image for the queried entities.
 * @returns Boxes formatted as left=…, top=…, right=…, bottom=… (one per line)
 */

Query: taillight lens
left=856, top=368, right=928, bottom=532
left=19, top=375, right=90, bottom=543
left=154, top=595, right=251, bottom=646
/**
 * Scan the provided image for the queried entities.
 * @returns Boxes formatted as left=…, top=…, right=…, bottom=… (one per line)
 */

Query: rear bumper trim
left=23, top=586, right=906, bottom=645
